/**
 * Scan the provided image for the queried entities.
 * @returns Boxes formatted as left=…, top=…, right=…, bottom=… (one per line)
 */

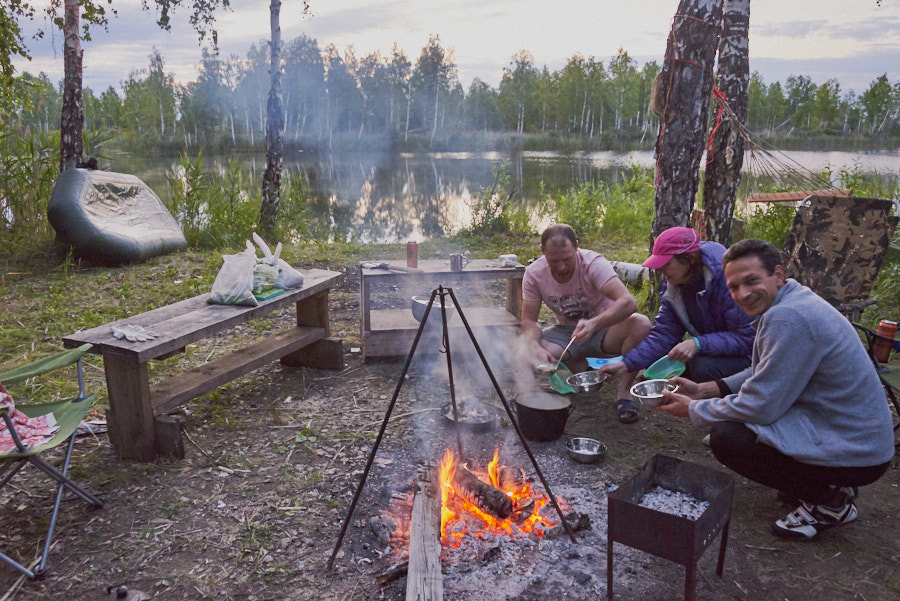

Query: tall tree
left=7, top=1, right=229, bottom=171
left=260, top=0, right=284, bottom=234
left=410, top=35, right=457, bottom=145
left=59, top=0, right=84, bottom=170
left=651, top=0, right=723, bottom=238
left=701, top=0, right=750, bottom=245
left=860, top=74, right=894, bottom=136
left=498, top=51, right=538, bottom=134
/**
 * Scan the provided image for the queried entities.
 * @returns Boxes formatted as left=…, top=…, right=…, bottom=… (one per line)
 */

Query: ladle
left=555, top=336, right=576, bottom=371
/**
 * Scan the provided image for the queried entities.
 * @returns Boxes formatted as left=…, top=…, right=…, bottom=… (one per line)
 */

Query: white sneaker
left=701, top=433, right=711, bottom=447
left=772, top=500, right=858, bottom=540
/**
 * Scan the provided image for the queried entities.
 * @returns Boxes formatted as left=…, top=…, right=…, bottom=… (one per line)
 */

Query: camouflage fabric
left=782, top=195, right=899, bottom=314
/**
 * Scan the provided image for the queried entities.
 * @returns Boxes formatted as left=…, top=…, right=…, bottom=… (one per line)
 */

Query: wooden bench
left=63, top=268, right=343, bottom=461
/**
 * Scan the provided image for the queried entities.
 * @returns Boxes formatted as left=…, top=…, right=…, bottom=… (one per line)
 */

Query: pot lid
left=515, top=391, right=570, bottom=410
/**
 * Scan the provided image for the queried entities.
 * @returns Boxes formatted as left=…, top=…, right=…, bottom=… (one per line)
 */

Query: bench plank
left=63, top=269, right=340, bottom=362
left=151, top=326, right=326, bottom=415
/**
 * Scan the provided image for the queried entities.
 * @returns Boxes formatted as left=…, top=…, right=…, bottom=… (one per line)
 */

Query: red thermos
left=406, top=241, right=418, bottom=268
left=873, top=320, right=897, bottom=363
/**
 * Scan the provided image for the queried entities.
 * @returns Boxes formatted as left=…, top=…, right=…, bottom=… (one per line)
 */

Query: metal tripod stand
left=328, top=285, right=576, bottom=569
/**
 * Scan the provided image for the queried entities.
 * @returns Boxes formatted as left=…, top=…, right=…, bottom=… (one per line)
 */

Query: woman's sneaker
left=772, top=499, right=858, bottom=540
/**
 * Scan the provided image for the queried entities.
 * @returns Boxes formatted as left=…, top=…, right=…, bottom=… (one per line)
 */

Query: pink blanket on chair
left=0, top=383, right=59, bottom=453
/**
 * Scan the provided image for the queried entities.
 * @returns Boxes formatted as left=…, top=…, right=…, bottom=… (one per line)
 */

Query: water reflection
left=110, top=148, right=898, bottom=243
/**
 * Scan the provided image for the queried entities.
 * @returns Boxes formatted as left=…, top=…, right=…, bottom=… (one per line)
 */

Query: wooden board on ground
left=407, top=463, right=442, bottom=601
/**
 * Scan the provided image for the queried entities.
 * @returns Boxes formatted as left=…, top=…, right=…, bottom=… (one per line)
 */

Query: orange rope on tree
left=653, top=12, right=718, bottom=189
left=705, top=87, right=727, bottom=164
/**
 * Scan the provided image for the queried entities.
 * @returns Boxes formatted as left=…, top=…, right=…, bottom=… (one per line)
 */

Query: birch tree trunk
left=59, top=0, right=84, bottom=171
left=651, top=0, right=723, bottom=239
left=701, top=0, right=750, bottom=245
left=259, top=0, right=284, bottom=235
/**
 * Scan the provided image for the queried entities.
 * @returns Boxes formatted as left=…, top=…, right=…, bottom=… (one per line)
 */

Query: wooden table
left=64, top=268, right=343, bottom=461
left=359, top=259, right=525, bottom=361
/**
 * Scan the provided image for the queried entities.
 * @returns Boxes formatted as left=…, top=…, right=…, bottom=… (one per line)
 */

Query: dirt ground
left=1, top=271, right=899, bottom=601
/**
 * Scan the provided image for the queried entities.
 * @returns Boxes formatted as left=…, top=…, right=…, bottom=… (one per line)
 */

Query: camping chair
left=851, top=323, right=900, bottom=432
left=0, top=344, right=102, bottom=580
left=781, top=194, right=899, bottom=321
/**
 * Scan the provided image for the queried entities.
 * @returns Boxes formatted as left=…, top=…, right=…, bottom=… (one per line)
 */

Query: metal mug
left=450, top=253, right=465, bottom=271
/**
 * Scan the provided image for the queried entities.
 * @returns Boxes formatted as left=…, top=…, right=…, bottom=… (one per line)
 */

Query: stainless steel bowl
left=535, top=363, right=558, bottom=375
left=411, top=295, right=456, bottom=323
left=565, top=437, right=606, bottom=464
left=566, top=371, right=607, bottom=393
left=630, top=379, right=679, bottom=407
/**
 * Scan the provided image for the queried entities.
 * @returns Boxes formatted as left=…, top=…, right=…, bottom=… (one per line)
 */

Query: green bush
left=460, top=160, right=532, bottom=238
left=554, top=164, right=655, bottom=243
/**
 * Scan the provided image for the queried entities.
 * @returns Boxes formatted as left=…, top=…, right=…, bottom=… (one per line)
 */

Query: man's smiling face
left=724, top=255, right=785, bottom=317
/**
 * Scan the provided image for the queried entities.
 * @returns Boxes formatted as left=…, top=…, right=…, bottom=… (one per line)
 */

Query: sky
left=12, top=0, right=900, bottom=96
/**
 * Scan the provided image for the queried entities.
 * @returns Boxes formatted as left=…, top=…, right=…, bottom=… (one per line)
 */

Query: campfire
left=438, top=447, right=566, bottom=548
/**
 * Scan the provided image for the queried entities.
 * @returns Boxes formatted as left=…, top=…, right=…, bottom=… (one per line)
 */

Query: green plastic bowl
left=644, top=356, right=686, bottom=380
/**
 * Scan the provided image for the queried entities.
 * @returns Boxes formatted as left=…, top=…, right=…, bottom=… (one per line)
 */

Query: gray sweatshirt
left=689, top=279, right=895, bottom=467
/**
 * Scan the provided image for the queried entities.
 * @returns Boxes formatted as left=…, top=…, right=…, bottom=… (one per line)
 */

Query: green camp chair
left=0, top=344, right=103, bottom=580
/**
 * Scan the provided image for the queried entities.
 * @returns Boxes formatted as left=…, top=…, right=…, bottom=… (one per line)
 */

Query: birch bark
left=260, top=0, right=285, bottom=234
left=651, top=0, right=723, bottom=239
left=701, top=0, right=750, bottom=245
left=59, top=0, right=84, bottom=172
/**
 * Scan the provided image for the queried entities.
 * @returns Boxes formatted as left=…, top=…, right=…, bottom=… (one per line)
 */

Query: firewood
left=498, top=466, right=525, bottom=493
left=376, top=561, right=409, bottom=585
left=452, top=465, right=513, bottom=520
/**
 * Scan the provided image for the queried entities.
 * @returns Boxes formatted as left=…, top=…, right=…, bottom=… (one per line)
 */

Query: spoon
left=555, top=336, right=576, bottom=371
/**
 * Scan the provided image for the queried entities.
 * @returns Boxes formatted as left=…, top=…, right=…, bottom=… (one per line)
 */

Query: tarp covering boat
left=48, top=168, right=187, bottom=264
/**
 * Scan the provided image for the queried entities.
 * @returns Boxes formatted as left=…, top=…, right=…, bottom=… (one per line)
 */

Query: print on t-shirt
left=547, top=290, right=596, bottom=321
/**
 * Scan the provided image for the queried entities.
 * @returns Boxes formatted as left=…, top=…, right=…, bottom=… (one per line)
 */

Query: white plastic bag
left=208, top=245, right=258, bottom=306
left=252, top=232, right=304, bottom=289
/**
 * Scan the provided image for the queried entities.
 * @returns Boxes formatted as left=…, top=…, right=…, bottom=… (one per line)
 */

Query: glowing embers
left=439, top=447, right=565, bottom=549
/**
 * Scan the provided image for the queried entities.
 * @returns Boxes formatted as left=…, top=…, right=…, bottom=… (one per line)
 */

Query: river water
left=111, top=148, right=899, bottom=243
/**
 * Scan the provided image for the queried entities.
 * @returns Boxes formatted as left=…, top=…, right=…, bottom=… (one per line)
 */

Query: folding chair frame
left=852, top=323, right=900, bottom=432
left=0, top=345, right=103, bottom=580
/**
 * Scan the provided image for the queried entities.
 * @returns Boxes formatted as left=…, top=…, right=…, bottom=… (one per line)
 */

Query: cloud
left=751, top=49, right=900, bottom=93
left=10, top=0, right=900, bottom=97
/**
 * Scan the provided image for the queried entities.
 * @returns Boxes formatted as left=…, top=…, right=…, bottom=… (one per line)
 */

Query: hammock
left=709, top=93, right=844, bottom=203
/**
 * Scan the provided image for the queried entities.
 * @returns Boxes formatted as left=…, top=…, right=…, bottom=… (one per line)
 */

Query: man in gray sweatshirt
left=656, top=238, right=895, bottom=540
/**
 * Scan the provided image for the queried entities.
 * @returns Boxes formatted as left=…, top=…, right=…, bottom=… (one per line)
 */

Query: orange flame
left=438, top=446, right=563, bottom=548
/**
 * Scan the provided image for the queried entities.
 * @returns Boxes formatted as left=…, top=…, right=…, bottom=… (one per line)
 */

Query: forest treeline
left=6, top=34, right=900, bottom=152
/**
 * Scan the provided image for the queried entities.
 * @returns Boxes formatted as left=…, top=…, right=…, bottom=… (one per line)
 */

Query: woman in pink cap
left=598, top=226, right=755, bottom=423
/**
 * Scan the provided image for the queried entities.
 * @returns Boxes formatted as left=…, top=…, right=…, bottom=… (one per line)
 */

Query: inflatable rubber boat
left=48, top=168, right=187, bottom=264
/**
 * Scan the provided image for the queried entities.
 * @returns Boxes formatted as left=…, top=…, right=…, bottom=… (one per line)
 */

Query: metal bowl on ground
left=411, top=295, right=456, bottom=323
left=630, top=379, right=679, bottom=408
left=566, top=371, right=607, bottom=393
left=565, top=437, right=606, bottom=464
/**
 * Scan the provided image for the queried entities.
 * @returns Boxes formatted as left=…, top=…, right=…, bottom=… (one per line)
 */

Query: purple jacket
left=623, top=241, right=755, bottom=371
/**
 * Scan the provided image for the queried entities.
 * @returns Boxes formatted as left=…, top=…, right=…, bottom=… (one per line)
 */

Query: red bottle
left=406, top=241, right=418, bottom=268
left=873, top=320, right=897, bottom=363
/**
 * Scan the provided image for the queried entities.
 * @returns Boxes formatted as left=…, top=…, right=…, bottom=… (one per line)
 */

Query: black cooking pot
left=513, top=391, right=573, bottom=442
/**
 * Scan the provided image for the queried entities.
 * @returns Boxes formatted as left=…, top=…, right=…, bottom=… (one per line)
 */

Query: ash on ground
left=638, top=486, right=709, bottom=520
left=360, top=449, right=692, bottom=600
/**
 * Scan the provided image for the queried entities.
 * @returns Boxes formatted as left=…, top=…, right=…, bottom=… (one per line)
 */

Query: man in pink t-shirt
left=520, top=224, right=651, bottom=422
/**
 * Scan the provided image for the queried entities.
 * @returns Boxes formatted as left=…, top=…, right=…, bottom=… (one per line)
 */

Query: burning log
left=498, top=466, right=526, bottom=493
left=452, top=465, right=513, bottom=520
